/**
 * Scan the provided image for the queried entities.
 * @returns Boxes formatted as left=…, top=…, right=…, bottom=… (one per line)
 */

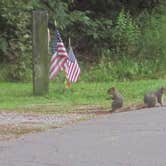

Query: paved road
left=0, top=107, right=166, bottom=166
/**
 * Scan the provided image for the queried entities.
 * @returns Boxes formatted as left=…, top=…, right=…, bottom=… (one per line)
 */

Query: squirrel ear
left=161, top=87, right=166, bottom=92
left=108, top=87, right=116, bottom=93
left=111, top=87, right=115, bottom=91
left=160, top=87, right=166, bottom=92
left=107, top=88, right=111, bottom=93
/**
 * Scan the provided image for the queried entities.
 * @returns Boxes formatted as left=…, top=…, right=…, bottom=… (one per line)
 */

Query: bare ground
left=1, top=103, right=164, bottom=141
left=0, top=110, right=102, bottom=141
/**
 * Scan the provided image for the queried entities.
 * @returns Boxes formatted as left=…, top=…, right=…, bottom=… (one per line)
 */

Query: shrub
left=111, top=10, right=141, bottom=58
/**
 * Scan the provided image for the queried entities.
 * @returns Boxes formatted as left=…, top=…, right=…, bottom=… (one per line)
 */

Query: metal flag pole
left=65, top=37, right=72, bottom=89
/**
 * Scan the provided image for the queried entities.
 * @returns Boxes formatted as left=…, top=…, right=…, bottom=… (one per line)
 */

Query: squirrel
left=107, top=87, right=166, bottom=113
left=144, top=87, right=166, bottom=107
left=107, top=87, right=144, bottom=113
left=107, top=87, right=123, bottom=112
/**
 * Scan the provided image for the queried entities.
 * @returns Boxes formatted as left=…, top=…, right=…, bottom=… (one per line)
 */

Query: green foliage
left=81, top=55, right=166, bottom=82
left=71, top=0, right=160, bottom=15
left=0, top=37, right=8, bottom=55
left=66, top=10, right=113, bottom=56
left=0, top=0, right=32, bottom=80
left=111, top=10, right=140, bottom=57
left=0, top=79, right=166, bottom=110
left=0, top=0, right=165, bottom=81
left=138, top=8, right=166, bottom=61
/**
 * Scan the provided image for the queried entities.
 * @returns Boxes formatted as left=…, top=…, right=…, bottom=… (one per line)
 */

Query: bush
left=111, top=10, right=141, bottom=58
left=81, top=55, right=166, bottom=82
left=138, top=7, right=166, bottom=61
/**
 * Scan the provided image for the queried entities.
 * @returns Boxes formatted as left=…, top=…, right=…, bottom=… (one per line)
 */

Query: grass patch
left=0, top=124, right=45, bottom=141
left=0, top=79, right=166, bottom=113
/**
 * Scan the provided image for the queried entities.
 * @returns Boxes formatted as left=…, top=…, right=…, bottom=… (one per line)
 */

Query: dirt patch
left=0, top=111, right=98, bottom=141
left=0, top=124, right=44, bottom=141
left=0, top=104, right=144, bottom=141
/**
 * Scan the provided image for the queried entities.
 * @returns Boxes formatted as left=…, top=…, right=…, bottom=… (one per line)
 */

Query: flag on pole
left=49, top=30, right=68, bottom=80
left=48, top=28, right=51, bottom=43
left=66, top=44, right=80, bottom=83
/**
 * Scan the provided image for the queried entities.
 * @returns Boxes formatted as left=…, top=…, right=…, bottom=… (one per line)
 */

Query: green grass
left=0, top=79, right=166, bottom=113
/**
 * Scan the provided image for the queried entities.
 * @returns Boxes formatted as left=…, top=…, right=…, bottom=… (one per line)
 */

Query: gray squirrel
left=144, top=87, right=166, bottom=107
left=107, top=87, right=123, bottom=111
left=107, top=87, right=166, bottom=113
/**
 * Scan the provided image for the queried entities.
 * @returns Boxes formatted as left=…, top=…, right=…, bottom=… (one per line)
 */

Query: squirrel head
left=107, top=87, right=116, bottom=95
left=160, top=87, right=166, bottom=94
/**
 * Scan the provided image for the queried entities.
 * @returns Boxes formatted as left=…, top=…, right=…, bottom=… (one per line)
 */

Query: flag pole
left=69, top=37, right=71, bottom=47
left=65, top=37, right=71, bottom=89
left=54, top=20, right=57, bottom=28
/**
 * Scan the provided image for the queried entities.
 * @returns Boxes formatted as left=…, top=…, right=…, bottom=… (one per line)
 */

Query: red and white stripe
left=49, top=42, right=68, bottom=80
left=66, top=60, right=80, bottom=82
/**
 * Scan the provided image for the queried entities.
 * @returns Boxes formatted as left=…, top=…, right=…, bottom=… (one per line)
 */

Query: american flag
left=66, top=46, right=80, bottom=82
left=49, top=30, right=68, bottom=80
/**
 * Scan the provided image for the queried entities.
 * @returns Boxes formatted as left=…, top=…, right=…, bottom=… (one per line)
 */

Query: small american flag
left=66, top=46, right=80, bottom=82
left=49, top=30, right=68, bottom=80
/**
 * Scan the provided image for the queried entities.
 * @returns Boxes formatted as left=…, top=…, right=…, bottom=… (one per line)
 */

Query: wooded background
left=0, top=0, right=166, bottom=82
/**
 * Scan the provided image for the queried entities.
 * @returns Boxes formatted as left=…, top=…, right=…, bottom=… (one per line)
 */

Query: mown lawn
left=0, top=79, right=166, bottom=113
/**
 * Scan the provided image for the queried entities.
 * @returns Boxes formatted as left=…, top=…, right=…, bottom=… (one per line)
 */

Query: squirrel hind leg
left=144, top=94, right=157, bottom=108
left=112, top=102, right=122, bottom=111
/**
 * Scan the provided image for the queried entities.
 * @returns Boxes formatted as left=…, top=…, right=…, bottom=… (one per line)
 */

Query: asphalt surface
left=0, top=107, right=166, bottom=166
